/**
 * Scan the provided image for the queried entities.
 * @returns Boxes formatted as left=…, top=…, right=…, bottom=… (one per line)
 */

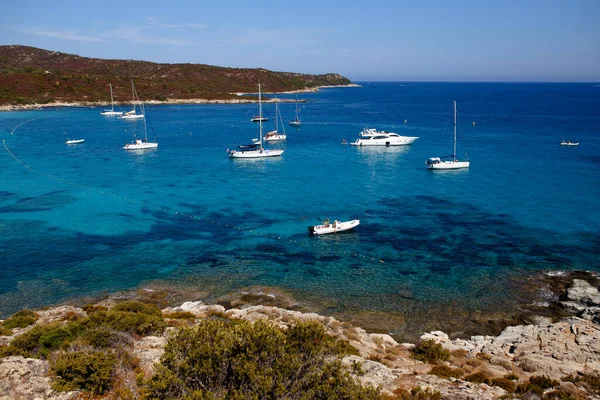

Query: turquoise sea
left=1, top=82, right=599, bottom=336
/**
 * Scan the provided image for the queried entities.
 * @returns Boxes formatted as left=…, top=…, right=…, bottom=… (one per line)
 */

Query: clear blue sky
left=1, top=0, right=598, bottom=82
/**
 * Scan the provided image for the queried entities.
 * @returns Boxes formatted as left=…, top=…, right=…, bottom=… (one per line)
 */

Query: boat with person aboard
left=308, top=219, right=360, bottom=235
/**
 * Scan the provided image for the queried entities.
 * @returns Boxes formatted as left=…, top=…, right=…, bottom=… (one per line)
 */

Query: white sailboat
left=264, top=98, right=287, bottom=142
left=289, top=98, right=301, bottom=127
left=120, top=80, right=145, bottom=120
left=228, top=83, right=284, bottom=158
left=123, top=82, right=157, bottom=150
left=100, top=83, right=123, bottom=116
left=426, top=101, right=470, bottom=170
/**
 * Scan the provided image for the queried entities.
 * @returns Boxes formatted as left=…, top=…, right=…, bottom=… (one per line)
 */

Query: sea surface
left=1, top=82, right=599, bottom=337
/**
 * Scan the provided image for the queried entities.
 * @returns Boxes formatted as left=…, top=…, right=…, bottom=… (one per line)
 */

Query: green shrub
left=82, top=304, right=107, bottom=314
left=9, top=321, right=85, bottom=358
left=392, top=386, right=443, bottom=399
left=146, top=319, right=380, bottom=399
left=490, top=377, right=516, bottom=392
left=464, top=371, right=491, bottom=384
left=86, top=310, right=165, bottom=336
left=0, top=324, right=12, bottom=336
left=50, top=350, right=116, bottom=395
left=428, top=365, right=463, bottom=379
left=564, top=373, right=600, bottom=395
left=504, top=372, right=520, bottom=381
left=410, top=339, right=451, bottom=363
left=163, top=311, right=196, bottom=320
left=529, top=375, right=559, bottom=389
left=3, top=309, right=38, bottom=330
left=112, top=301, right=162, bottom=317
left=82, top=327, right=114, bottom=348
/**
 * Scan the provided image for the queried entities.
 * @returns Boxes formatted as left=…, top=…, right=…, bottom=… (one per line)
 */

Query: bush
left=392, top=386, right=443, bottom=399
left=3, top=309, right=38, bottom=330
left=86, top=309, right=165, bottom=336
left=146, top=319, right=380, bottom=399
left=428, top=365, right=463, bottom=379
left=112, top=301, right=162, bottom=317
left=464, top=371, right=491, bottom=384
left=410, top=339, right=451, bottom=363
left=490, top=377, right=516, bottom=392
left=504, top=372, right=520, bottom=381
left=529, top=375, right=559, bottom=389
left=9, top=321, right=85, bottom=358
left=163, top=311, right=196, bottom=320
left=564, top=373, right=600, bottom=395
left=50, top=350, right=116, bottom=395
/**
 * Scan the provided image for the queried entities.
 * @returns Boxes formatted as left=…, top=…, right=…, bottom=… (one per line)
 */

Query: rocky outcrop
left=1, top=276, right=599, bottom=399
left=0, top=356, right=77, bottom=400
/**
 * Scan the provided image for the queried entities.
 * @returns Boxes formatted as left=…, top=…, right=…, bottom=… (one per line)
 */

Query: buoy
left=404, top=119, right=407, bottom=123
left=472, top=122, right=475, bottom=126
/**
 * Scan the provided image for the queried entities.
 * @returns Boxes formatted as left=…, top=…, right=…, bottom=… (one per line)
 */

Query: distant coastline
left=0, top=84, right=361, bottom=112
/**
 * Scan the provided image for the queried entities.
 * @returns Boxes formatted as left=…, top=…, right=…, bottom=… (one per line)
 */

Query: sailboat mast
left=258, top=83, right=263, bottom=149
left=109, top=84, right=114, bottom=112
left=453, top=100, right=457, bottom=162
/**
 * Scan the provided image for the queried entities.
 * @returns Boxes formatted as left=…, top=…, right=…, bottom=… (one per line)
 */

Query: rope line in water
left=3, top=138, right=383, bottom=263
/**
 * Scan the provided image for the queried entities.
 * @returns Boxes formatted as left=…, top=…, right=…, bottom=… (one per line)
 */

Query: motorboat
left=308, top=219, right=360, bottom=235
left=251, top=116, right=268, bottom=122
left=65, top=138, right=85, bottom=144
left=560, top=140, right=579, bottom=146
left=351, top=132, right=418, bottom=146
left=426, top=101, right=470, bottom=170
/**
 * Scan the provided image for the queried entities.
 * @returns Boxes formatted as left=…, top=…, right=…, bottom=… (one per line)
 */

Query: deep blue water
left=1, top=82, right=599, bottom=329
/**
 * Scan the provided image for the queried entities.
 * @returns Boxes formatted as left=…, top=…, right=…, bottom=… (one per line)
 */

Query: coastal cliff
left=0, top=45, right=353, bottom=107
left=1, top=272, right=599, bottom=399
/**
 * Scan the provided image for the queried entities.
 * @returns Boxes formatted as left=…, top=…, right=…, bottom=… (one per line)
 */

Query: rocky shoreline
left=1, top=270, right=599, bottom=399
left=0, top=84, right=361, bottom=112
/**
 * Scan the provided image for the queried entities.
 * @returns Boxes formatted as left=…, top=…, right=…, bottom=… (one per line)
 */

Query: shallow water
left=1, top=82, right=599, bottom=335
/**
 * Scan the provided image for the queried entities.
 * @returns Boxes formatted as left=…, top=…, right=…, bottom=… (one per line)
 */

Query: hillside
left=0, top=45, right=352, bottom=106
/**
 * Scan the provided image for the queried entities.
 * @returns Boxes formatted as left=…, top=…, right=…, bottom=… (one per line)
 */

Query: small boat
left=560, top=140, right=579, bottom=146
left=289, top=97, right=301, bottom=127
left=251, top=116, right=268, bottom=122
left=351, top=132, right=418, bottom=146
left=100, top=83, right=123, bottom=116
left=264, top=99, right=287, bottom=142
left=426, top=101, right=470, bottom=170
left=120, top=81, right=145, bottom=120
left=123, top=81, right=158, bottom=150
left=65, top=138, right=85, bottom=144
left=308, top=219, right=360, bottom=235
left=229, top=83, right=284, bottom=158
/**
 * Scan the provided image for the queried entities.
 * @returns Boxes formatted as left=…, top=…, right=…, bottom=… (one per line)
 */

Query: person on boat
left=324, top=218, right=330, bottom=227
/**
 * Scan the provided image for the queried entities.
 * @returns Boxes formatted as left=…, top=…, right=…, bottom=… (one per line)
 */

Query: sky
left=1, top=0, right=599, bottom=82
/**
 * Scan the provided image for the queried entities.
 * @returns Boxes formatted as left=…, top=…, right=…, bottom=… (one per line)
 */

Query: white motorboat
left=308, top=219, right=360, bottom=235
left=65, top=138, right=85, bottom=144
left=264, top=98, right=287, bottom=142
left=120, top=81, right=145, bottom=120
left=229, top=83, right=284, bottom=159
left=560, top=140, right=579, bottom=146
left=123, top=80, right=158, bottom=150
left=351, top=132, right=418, bottom=146
left=251, top=116, right=268, bottom=122
left=426, top=101, right=470, bottom=170
left=100, top=83, right=123, bottom=116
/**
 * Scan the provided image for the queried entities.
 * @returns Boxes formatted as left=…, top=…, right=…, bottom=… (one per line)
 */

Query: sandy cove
left=1, top=271, right=599, bottom=399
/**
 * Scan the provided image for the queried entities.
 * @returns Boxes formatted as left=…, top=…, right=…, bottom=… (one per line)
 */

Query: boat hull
left=309, top=220, right=360, bottom=235
left=123, top=142, right=158, bottom=150
left=428, top=161, right=470, bottom=170
left=66, top=139, right=85, bottom=144
left=229, top=149, right=284, bottom=158
left=351, top=136, right=418, bottom=146
left=120, top=114, right=144, bottom=120
left=100, top=111, right=123, bottom=116
left=560, top=142, right=579, bottom=146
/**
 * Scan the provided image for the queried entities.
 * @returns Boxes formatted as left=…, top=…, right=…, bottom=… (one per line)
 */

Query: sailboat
left=228, top=83, right=284, bottom=158
left=264, top=98, right=287, bottom=141
left=123, top=82, right=157, bottom=150
left=426, top=101, right=470, bottom=170
left=120, top=80, right=145, bottom=120
left=100, top=83, right=123, bottom=116
left=289, top=97, right=301, bottom=127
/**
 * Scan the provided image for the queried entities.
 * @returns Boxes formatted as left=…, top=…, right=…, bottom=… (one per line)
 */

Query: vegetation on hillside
left=0, top=45, right=352, bottom=106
